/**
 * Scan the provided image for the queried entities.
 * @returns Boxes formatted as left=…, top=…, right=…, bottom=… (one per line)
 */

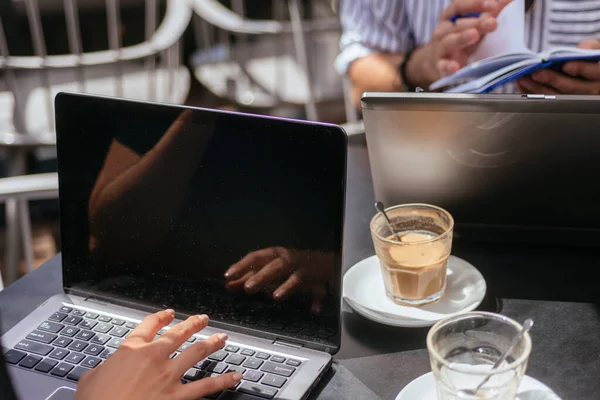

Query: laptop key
left=59, top=306, right=73, bottom=313
left=90, top=333, right=111, bottom=345
left=54, top=337, right=73, bottom=348
left=244, top=370, right=264, bottom=383
left=207, top=362, right=228, bottom=374
left=170, top=352, right=180, bottom=359
left=35, top=358, right=58, bottom=373
left=225, top=345, right=240, bottom=353
left=85, top=313, right=99, bottom=320
left=226, top=354, right=246, bottom=366
left=111, top=319, right=125, bottom=326
left=184, top=368, right=204, bottom=381
left=238, top=382, right=278, bottom=399
left=83, top=344, right=105, bottom=356
left=240, top=349, right=255, bottom=357
left=65, top=352, right=86, bottom=364
left=270, top=356, right=285, bottom=363
left=18, top=354, right=42, bottom=369
left=208, top=350, right=228, bottom=362
left=67, top=366, right=90, bottom=381
left=82, top=356, right=102, bottom=368
left=38, top=321, right=64, bottom=334
left=75, top=330, right=95, bottom=341
left=97, top=316, right=112, bottom=323
left=71, top=310, right=86, bottom=317
left=63, top=316, right=83, bottom=326
left=79, top=320, right=98, bottom=330
left=286, top=359, right=301, bottom=367
left=125, top=322, right=138, bottom=329
left=228, top=366, right=246, bottom=375
left=61, top=327, right=80, bottom=337
left=51, top=362, right=74, bottom=377
left=243, top=358, right=264, bottom=370
left=49, top=349, right=70, bottom=360
left=186, top=336, right=196, bottom=344
left=110, top=327, right=129, bottom=338
left=255, top=352, right=270, bottom=360
left=4, top=349, right=27, bottom=364
left=107, top=338, right=124, bottom=348
left=260, top=362, right=294, bottom=377
left=261, top=374, right=287, bottom=389
left=15, top=340, right=53, bottom=356
left=195, top=359, right=211, bottom=370
left=49, top=312, right=68, bottom=322
left=99, top=348, right=116, bottom=359
left=26, top=330, right=57, bottom=344
left=68, top=340, right=89, bottom=352
left=93, top=323, right=113, bottom=334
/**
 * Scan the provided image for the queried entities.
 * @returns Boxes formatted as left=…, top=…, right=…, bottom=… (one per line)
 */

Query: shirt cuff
left=335, top=42, right=377, bottom=75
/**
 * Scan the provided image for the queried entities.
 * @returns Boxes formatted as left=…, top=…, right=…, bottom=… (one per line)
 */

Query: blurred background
left=0, top=0, right=358, bottom=289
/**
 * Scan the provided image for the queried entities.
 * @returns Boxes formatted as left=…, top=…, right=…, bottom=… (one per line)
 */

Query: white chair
left=0, top=0, right=193, bottom=286
left=190, top=0, right=344, bottom=121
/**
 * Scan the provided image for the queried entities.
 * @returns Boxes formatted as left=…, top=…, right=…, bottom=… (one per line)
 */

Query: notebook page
left=468, top=0, right=529, bottom=63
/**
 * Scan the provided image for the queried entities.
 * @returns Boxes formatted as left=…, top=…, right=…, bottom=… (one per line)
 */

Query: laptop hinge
left=273, top=339, right=305, bottom=349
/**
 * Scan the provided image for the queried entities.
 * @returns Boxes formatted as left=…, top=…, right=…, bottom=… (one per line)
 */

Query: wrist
left=404, top=45, right=437, bottom=90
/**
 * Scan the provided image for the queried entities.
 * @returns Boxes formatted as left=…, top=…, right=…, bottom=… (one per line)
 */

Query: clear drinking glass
left=370, top=203, right=453, bottom=306
left=427, top=312, right=532, bottom=400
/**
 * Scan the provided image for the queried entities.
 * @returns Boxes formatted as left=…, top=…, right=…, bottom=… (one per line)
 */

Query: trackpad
left=45, top=387, right=76, bottom=400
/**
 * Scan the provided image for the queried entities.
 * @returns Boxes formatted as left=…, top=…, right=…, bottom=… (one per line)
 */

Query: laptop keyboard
left=4, top=306, right=303, bottom=399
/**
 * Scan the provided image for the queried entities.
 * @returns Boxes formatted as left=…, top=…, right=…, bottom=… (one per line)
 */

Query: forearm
left=90, top=120, right=213, bottom=254
left=347, top=53, right=404, bottom=106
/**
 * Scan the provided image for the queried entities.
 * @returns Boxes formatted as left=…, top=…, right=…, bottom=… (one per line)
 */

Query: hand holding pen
left=405, top=0, right=512, bottom=88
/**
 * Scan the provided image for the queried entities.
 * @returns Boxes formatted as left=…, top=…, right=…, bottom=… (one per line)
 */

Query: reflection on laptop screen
left=55, top=94, right=346, bottom=351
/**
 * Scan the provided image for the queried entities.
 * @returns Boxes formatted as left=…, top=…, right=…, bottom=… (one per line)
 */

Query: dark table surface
left=2, top=134, right=600, bottom=399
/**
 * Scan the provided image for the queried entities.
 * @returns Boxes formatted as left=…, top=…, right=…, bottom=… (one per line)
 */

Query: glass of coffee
left=370, top=203, right=453, bottom=306
left=427, top=312, right=532, bottom=400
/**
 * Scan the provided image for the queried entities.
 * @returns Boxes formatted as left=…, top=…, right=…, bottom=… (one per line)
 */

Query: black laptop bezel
left=55, top=92, right=347, bottom=354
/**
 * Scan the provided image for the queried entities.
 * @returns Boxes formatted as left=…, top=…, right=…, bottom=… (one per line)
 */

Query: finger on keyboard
left=126, top=309, right=175, bottom=342
left=173, top=333, right=227, bottom=377
left=157, top=315, right=208, bottom=356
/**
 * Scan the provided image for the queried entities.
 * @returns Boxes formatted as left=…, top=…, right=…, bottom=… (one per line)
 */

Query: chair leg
left=4, top=198, right=21, bottom=284
left=19, top=200, right=35, bottom=274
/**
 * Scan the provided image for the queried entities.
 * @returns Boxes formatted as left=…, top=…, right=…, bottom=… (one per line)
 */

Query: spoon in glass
left=374, top=201, right=401, bottom=241
left=458, top=318, right=534, bottom=397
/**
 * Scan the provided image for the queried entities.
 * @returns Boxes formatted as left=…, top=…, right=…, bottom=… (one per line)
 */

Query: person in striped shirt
left=336, top=0, right=600, bottom=106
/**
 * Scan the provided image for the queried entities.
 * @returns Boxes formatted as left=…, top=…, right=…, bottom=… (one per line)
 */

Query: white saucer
left=343, top=255, right=486, bottom=328
left=396, top=372, right=561, bottom=400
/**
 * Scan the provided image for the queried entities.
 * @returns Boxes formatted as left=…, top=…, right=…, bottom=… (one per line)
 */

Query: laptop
left=1, top=93, right=347, bottom=400
left=361, top=92, right=600, bottom=246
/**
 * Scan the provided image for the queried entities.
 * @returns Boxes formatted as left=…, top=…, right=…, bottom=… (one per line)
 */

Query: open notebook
left=430, top=47, right=600, bottom=93
left=429, top=0, right=600, bottom=93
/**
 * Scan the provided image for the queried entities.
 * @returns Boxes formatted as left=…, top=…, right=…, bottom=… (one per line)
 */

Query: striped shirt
left=336, top=0, right=600, bottom=92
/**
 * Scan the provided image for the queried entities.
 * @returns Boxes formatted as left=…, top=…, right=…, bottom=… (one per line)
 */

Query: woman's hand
left=75, top=309, right=242, bottom=400
left=224, top=248, right=335, bottom=314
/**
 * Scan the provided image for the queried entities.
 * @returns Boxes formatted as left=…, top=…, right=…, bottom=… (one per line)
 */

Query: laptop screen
left=55, top=94, right=346, bottom=352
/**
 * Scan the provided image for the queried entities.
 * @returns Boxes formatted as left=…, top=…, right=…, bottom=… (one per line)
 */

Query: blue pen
left=450, top=12, right=481, bottom=23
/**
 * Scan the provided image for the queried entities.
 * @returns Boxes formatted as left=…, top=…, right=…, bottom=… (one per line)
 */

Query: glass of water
left=427, top=312, right=532, bottom=400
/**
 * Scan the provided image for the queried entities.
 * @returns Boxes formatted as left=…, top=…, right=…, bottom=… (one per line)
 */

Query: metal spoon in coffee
left=375, top=201, right=401, bottom=241
left=459, top=318, right=534, bottom=397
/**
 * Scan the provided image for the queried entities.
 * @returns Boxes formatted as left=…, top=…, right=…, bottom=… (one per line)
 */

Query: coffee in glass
left=370, top=204, right=454, bottom=306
